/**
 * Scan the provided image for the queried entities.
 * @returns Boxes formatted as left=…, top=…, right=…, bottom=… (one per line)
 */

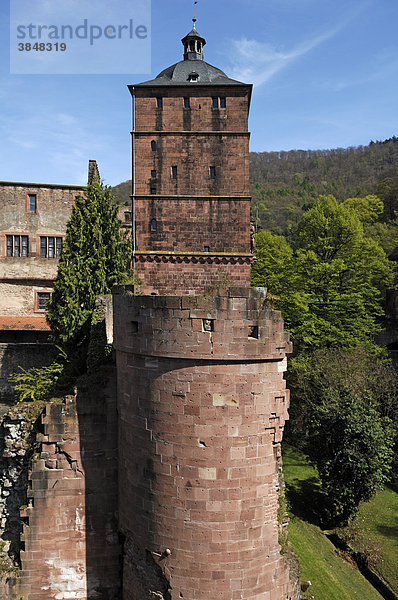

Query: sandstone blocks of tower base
left=113, top=286, right=296, bottom=600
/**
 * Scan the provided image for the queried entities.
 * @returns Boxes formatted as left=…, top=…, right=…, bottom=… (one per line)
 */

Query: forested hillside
left=250, top=137, right=398, bottom=238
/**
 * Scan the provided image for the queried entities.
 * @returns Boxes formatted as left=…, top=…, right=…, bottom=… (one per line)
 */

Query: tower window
left=151, top=169, right=157, bottom=178
left=212, top=97, right=218, bottom=108
left=150, top=218, right=157, bottom=232
left=156, top=97, right=163, bottom=109
left=28, top=194, right=37, bottom=213
left=203, top=319, right=214, bottom=332
left=248, top=325, right=259, bottom=339
left=171, top=166, right=178, bottom=179
left=220, top=97, right=226, bottom=108
left=124, top=212, right=132, bottom=223
left=209, top=166, right=216, bottom=180
left=184, top=97, right=190, bottom=109
left=204, top=246, right=210, bottom=253
left=151, top=140, right=157, bottom=151
left=150, top=187, right=157, bottom=195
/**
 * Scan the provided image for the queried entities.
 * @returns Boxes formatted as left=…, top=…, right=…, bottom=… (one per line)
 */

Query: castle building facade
left=0, top=179, right=84, bottom=406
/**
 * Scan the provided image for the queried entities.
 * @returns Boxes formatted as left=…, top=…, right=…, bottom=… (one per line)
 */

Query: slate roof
left=134, top=60, right=247, bottom=87
left=134, top=21, right=249, bottom=88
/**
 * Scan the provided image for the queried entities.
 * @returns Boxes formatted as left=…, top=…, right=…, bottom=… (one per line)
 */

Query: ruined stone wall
left=114, top=286, right=297, bottom=600
left=0, top=402, right=46, bottom=598
left=17, top=368, right=120, bottom=600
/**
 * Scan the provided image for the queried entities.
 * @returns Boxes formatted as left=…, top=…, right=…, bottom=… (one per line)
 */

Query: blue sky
left=1, top=0, right=397, bottom=186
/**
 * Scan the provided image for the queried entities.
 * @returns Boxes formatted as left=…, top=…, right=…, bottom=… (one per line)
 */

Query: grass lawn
left=283, top=445, right=385, bottom=600
left=342, top=485, right=398, bottom=593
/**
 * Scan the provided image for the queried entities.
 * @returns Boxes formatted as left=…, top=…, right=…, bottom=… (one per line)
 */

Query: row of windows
left=150, top=166, right=178, bottom=179
left=155, top=97, right=227, bottom=110
left=5, top=235, right=62, bottom=258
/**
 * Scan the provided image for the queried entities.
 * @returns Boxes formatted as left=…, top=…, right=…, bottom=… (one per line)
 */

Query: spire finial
left=193, top=1, right=198, bottom=28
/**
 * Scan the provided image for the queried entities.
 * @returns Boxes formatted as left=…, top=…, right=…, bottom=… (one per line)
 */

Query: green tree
left=251, top=230, right=293, bottom=294
left=377, top=176, right=398, bottom=221
left=287, top=347, right=398, bottom=447
left=251, top=230, right=309, bottom=329
left=307, top=388, right=394, bottom=526
left=256, top=195, right=394, bottom=350
left=286, top=348, right=397, bottom=523
left=341, top=194, right=383, bottom=224
left=46, top=179, right=130, bottom=371
left=252, top=196, right=395, bottom=350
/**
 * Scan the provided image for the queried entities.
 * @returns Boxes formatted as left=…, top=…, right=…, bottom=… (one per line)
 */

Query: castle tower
left=115, top=21, right=297, bottom=600
left=129, top=20, right=253, bottom=295
left=114, top=287, right=295, bottom=600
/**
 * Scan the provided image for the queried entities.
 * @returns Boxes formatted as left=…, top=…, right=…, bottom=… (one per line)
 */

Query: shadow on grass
left=376, top=524, right=398, bottom=545
left=285, top=474, right=324, bottom=527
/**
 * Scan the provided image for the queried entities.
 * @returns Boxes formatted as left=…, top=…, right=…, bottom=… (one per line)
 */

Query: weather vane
left=193, top=1, right=198, bottom=28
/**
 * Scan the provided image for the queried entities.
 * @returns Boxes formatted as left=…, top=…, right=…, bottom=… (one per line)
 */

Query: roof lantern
left=181, top=19, right=206, bottom=61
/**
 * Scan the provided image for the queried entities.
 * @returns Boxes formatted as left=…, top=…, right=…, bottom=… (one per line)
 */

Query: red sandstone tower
left=129, top=20, right=253, bottom=294
left=115, top=21, right=297, bottom=600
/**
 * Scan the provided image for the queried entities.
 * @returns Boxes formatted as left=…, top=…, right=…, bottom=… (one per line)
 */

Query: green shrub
left=9, top=362, right=64, bottom=403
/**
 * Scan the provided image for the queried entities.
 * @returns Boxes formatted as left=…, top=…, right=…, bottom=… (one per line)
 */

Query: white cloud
left=227, top=25, right=344, bottom=87
left=226, top=2, right=372, bottom=87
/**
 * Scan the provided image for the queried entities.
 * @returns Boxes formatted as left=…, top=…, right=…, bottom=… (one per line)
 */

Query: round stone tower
left=113, top=286, right=296, bottom=600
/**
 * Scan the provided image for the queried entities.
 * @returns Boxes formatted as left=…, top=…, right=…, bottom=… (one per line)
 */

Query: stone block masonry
left=113, top=286, right=297, bottom=600
left=17, top=367, right=120, bottom=600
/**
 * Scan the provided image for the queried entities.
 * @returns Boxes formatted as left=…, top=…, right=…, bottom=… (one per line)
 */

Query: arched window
left=151, top=140, right=157, bottom=151
left=150, top=218, right=157, bottom=232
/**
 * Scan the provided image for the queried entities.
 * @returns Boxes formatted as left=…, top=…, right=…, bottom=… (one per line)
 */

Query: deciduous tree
left=252, top=195, right=394, bottom=350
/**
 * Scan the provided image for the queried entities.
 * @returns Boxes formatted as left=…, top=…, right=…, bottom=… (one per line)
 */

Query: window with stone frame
left=28, top=194, right=37, bottom=213
left=35, top=291, right=52, bottom=311
left=6, top=234, right=29, bottom=257
left=40, top=236, right=63, bottom=258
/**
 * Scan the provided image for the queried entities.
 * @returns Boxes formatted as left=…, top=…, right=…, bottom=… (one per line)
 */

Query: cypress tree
left=46, top=179, right=130, bottom=371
